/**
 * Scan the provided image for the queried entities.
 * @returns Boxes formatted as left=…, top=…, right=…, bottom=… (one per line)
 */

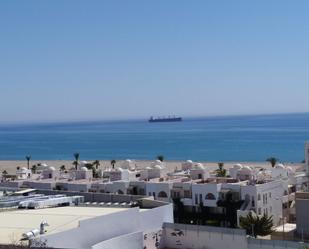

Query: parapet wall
left=36, top=189, right=145, bottom=203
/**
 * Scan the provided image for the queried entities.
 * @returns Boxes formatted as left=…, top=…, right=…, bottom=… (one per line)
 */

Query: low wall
left=162, top=223, right=247, bottom=249
left=36, top=189, right=145, bottom=203
left=248, top=238, right=309, bottom=249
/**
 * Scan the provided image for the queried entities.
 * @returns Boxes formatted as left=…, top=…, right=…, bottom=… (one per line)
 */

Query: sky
left=1, top=0, right=309, bottom=123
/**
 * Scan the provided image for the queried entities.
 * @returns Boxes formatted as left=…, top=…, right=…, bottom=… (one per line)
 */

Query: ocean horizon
left=0, top=112, right=308, bottom=162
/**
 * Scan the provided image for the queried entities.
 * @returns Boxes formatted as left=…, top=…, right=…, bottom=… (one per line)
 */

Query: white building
left=16, top=167, right=32, bottom=180
left=238, top=180, right=288, bottom=226
left=41, top=167, right=60, bottom=180
left=189, top=163, right=209, bottom=180
left=70, top=167, right=93, bottom=181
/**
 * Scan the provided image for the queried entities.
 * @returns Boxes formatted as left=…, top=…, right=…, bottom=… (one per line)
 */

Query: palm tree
left=2, top=170, right=8, bottom=176
left=60, top=165, right=66, bottom=172
left=111, top=160, right=116, bottom=169
left=25, top=155, right=31, bottom=169
left=266, top=157, right=278, bottom=168
left=73, top=153, right=80, bottom=170
left=239, top=212, right=274, bottom=238
left=216, top=162, right=226, bottom=177
left=92, top=160, right=100, bottom=169
left=157, top=155, right=164, bottom=162
left=31, top=165, right=37, bottom=174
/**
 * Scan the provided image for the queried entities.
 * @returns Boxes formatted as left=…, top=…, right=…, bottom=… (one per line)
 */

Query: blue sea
left=0, top=113, right=309, bottom=162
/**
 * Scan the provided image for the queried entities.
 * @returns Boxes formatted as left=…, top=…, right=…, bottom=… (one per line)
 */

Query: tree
left=25, top=155, right=31, bottom=169
left=239, top=212, right=274, bottom=238
left=73, top=153, right=80, bottom=170
left=111, top=160, right=116, bottom=169
left=2, top=170, right=8, bottom=176
left=266, top=157, right=278, bottom=168
left=60, top=165, right=66, bottom=171
left=31, top=165, right=37, bottom=174
left=216, top=162, right=226, bottom=177
left=92, top=160, right=100, bottom=169
left=157, top=155, right=164, bottom=162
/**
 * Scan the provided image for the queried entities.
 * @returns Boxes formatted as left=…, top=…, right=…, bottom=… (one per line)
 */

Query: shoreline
left=0, top=160, right=304, bottom=175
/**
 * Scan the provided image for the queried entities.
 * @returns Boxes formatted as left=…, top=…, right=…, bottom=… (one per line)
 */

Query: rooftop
left=0, top=206, right=129, bottom=244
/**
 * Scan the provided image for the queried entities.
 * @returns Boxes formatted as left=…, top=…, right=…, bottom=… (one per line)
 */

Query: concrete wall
left=92, top=232, right=143, bottom=249
left=139, top=203, right=174, bottom=231
left=161, top=223, right=247, bottom=249
left=296, top=198, right=309, bottom=236
left=42, top=208, right=141, bottom=249
left=42, top=203, right=172, bottom=249
left=36, top=189, right=144, bottom=202
left=248, top=238, right=308, bottom=249
left=161, top=223, right=309, bottom=249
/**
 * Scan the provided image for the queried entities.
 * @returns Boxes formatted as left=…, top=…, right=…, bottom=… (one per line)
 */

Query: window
left=269, top=192, right=271, bottom=198
left=158, top=191, right=167, bottom=198
left=199, top=194, right=203, bottom=204
left=184, top=190, right=191, bottom=198
left=258, top=194, right=261, bottom=201
left=258, top=208, right=261, bottom=215
left=195, top=194, right=198, bottom=205
left=270, top=206, right=272, bottom=213
left=205, top=193, right=216, bottom=200
left=251, top=196, right=255, bottom=207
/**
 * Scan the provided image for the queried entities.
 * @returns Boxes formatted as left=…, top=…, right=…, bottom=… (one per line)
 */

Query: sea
left=0, top=113, right=309, bottom=162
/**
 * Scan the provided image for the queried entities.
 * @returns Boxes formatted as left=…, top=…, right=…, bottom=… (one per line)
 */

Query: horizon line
left=1, top=111, right=309, bottom=127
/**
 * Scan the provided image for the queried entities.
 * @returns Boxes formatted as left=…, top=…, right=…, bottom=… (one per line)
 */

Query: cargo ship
left=149, top=116, right=182, bottom=122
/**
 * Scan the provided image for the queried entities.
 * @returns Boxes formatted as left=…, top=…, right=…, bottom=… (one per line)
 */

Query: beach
left=0, top=160, right=304, bottom=175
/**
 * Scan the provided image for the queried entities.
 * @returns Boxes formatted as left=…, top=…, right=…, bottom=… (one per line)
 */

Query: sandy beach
left=0, top=160, right=304, bottom=175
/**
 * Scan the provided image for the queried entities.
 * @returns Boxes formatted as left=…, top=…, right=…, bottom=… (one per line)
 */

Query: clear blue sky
left=1, top=1, right=309, bottom=123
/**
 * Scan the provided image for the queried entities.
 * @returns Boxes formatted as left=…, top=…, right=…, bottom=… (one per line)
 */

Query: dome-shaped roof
left=186, top=160, right=193, bottom=163
left=81, top=161, right=88, bottom=165
left=194, top=163, right=205, bottom=170
left=234, top=164, right=243, bottom=169
left=243, top=166, right=252, bottom=171
left=81, top=166, right=88, bottom=171
left=48, top=166, right=56, bottom=171
left=125, top=159, right=132, bottom=162
left=275, top=164, right=285, bottom=169
left=41, top=163, right=48, bottom=167
left=146, top=166, right=152, bottom=170
left=21, top=167, right=28, bottom=171
left=154, top=165, right=162, bottom=170
left=286, top=166, right=294, bottom=172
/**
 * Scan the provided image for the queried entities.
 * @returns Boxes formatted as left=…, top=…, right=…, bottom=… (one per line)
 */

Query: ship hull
left=149, top=117, right=182, bottom=122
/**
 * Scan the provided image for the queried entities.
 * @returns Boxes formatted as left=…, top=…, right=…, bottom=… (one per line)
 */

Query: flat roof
left=0, top=206, right=128, bottom=244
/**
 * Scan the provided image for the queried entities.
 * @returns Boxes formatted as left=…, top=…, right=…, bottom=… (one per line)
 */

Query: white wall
left=92, top=232, right=143, bottom=249
left=192, top=183, right=221, bottom=207
left=42, top=204, right=173, bottom=249
left=42, top=208, right=140, bottom=249
left=146, top=182, right=172, bottom=201
left=139, top=204, right=174, bottom=231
